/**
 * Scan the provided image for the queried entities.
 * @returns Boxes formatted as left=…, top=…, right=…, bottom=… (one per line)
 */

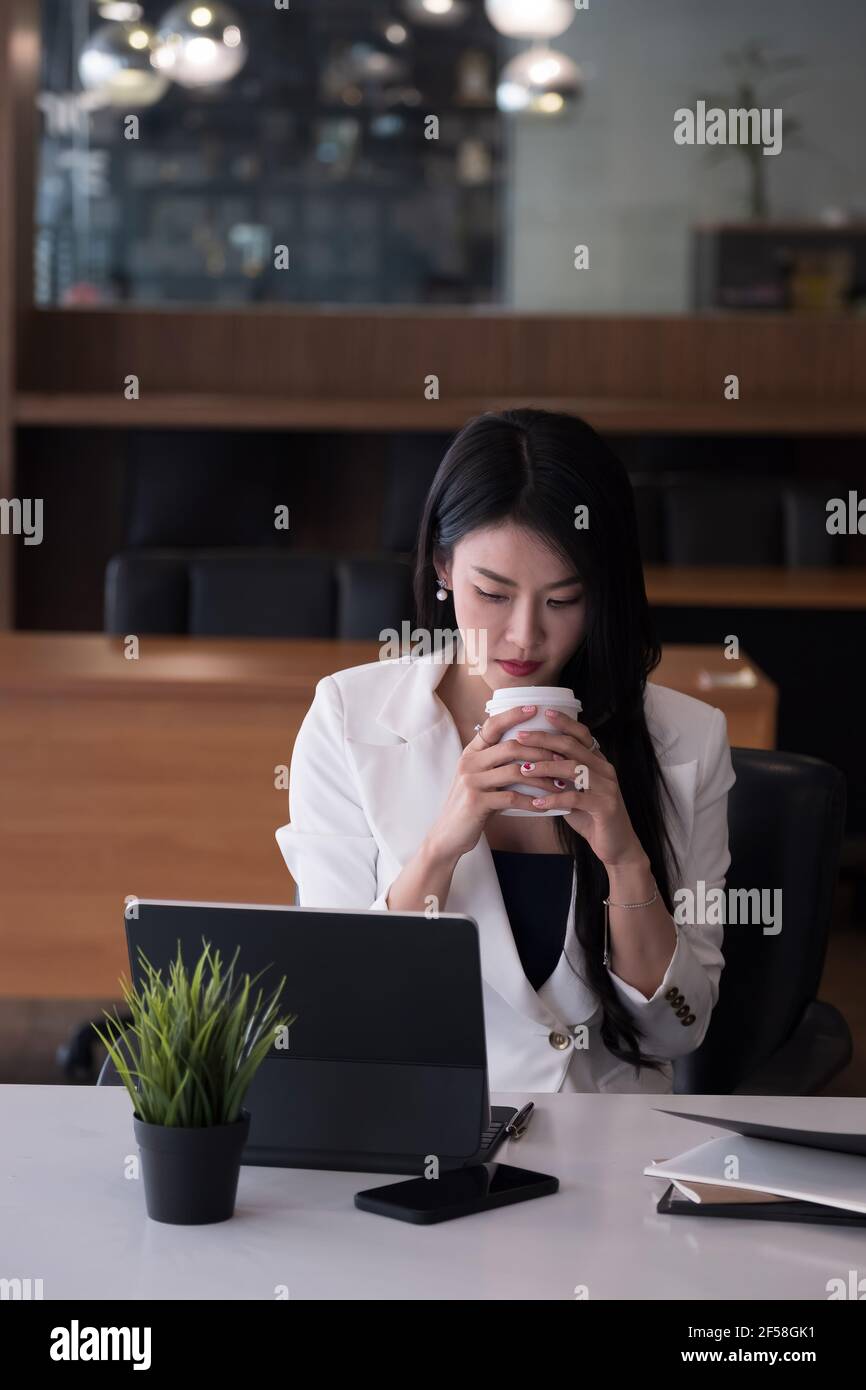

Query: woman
left=276, top=408, right=735, bottom=1094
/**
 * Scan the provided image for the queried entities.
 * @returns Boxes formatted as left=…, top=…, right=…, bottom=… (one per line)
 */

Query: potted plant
left=699, top=39, right=806, bottom=219
left=94, top=940, right=296, bottom=1225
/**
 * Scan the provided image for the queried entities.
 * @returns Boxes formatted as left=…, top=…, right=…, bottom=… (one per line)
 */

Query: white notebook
left=644, top=1134, right=866, bottom=1215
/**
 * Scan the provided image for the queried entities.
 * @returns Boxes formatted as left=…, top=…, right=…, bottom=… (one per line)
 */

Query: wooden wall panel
left=17, top=308, right=866, bottom=410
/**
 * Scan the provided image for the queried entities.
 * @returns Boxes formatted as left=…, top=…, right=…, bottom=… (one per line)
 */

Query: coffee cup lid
left=484, top=685, right=581, bottom=712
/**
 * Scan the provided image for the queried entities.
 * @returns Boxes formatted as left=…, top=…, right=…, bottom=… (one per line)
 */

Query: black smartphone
left=354, top=1162, right=559, bottom=1225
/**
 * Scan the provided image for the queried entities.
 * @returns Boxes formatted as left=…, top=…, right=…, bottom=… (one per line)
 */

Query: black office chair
left=57, top=1010, right=133, bottom=1085
left=673, top=748, right=850, bottom=1095
left=104, top=548, right=413, bottom=639
left=662, top=479, right=784, bottom=565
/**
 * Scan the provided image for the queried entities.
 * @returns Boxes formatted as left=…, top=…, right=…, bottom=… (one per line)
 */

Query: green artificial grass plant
left=93, top=940, right=296, bottom=1127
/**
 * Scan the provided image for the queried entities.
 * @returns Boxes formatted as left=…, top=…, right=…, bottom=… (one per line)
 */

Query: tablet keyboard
left=481, top=1106, right=519, bottom=1157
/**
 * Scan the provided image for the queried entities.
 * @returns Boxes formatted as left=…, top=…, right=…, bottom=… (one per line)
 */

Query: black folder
left=657, top=1183, right=866, bottom=1227
left=652, top=1108, right=866, bottom=1227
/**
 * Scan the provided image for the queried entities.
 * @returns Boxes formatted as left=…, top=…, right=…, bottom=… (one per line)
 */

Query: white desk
left=3, top=1087, right=864, bottom=1301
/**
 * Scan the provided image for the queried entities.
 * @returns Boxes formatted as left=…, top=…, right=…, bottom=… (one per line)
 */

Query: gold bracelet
left=602, top=887, right=658, bottom=967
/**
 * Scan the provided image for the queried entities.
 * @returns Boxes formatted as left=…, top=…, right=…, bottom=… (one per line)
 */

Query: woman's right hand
left=426, top=704, right=562, bottom=862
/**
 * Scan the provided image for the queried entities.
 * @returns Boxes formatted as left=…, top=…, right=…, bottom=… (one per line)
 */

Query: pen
left=506, top=1102, right=535, bottom=1139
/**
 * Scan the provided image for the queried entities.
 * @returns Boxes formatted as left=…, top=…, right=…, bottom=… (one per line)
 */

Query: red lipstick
left=497, top=659, right=543, bottom=677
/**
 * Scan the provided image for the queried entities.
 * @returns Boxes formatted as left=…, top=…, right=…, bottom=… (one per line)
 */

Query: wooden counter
left=0, top=634, right=776, bottom=997
left=645, top=565, right=866, bottom=610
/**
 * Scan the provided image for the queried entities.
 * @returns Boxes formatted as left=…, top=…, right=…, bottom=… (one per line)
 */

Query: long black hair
left=412, top=408, right=682, bottom=1075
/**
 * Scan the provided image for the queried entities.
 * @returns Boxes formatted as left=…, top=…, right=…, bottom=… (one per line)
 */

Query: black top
left=490, top=849, right=574, bottom=991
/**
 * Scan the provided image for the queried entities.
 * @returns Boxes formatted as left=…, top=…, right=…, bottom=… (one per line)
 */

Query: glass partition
left=35, top=0, right=866, bottom=312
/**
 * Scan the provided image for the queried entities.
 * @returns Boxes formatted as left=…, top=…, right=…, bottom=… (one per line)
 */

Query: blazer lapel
left=345, top=649, right=561, bottom=1027
left=646, top=682, right=696, bottom=884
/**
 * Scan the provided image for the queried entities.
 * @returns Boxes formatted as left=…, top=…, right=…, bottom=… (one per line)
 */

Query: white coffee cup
left=484, top=685, right=582, bottom=817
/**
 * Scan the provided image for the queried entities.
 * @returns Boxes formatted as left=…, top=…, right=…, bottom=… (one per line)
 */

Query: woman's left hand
left=515, top=709, right=646, bottom=870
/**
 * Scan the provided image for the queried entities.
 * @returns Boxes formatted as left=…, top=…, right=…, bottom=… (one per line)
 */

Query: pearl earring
left=435, top=579, right=448, bottom=602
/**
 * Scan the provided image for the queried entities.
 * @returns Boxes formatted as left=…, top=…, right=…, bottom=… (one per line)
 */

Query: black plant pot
left=133, top=1109, right=251, bottom=1225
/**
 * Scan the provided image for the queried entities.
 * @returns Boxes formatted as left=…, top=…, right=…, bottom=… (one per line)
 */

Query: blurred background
left=34, top=0, right=866, bottom=311
left=0, top=0, right=864, bottom=1095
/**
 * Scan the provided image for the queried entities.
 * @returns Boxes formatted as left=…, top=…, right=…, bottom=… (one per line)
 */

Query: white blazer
left=275, top=649, right=736, bottom=1096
